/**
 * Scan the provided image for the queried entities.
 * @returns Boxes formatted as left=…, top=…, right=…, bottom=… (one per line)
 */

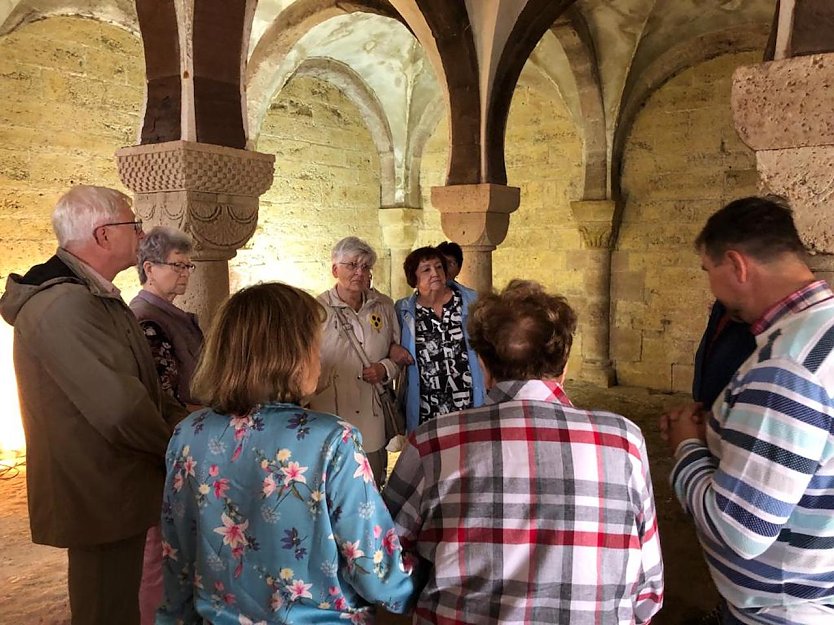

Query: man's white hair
left=331, top=236, right=377, bottom=267
left=51, top=185, right=132, bottom=247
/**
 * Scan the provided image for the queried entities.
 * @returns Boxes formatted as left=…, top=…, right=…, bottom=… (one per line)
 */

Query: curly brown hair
left=467, top=280, right=577, bottom=382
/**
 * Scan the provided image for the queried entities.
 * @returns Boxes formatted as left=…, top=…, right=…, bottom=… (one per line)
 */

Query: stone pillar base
left=578, top=360, right=617, bottom=388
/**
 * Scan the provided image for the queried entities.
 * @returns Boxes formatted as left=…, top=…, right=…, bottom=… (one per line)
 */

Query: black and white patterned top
left=414, top=289, right=472, bottom=424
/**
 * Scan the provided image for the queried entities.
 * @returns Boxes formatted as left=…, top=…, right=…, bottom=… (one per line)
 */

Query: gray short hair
left=51, top=185, right=132, bottom=247
left=137, top=226, right=194, bottom=284
left=331, top=236, right=377, bottom=267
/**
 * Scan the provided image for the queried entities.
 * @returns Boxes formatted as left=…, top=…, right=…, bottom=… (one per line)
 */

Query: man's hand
left=660, top=402, right=707, bottom=451
left=362, top=362, right=387, bottom=385
left=389, top=343, right=414, bottom=366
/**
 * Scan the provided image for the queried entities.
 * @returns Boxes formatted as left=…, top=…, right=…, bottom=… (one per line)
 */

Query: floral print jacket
left=158, top=403, right=416, bottom=625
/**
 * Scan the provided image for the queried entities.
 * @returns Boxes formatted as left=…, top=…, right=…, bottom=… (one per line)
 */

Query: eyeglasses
left=339, top=261, right=372, bottom=273
left=153, top=261, right=196, bottom=274
left=97, top=219, right=144, bottom=233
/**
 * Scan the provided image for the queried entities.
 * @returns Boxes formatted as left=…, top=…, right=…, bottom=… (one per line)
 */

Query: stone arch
left=485, top=0, right=578, bottom=184
left=549, top=6, right=607, bottom=200
left=402, top=93, right=444, bottom=208
left=292, top=57, right=396, bottom=207
left=611, top=24, right=770, bottom=211
left=0, top=0, right=137, bottom=36
left=244, top=0, right=402, bottom=148
left=402, top=0, right=479, bottom=185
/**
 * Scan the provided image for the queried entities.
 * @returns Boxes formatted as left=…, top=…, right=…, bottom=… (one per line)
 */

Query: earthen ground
left=0, top=381, right=716, bottom=625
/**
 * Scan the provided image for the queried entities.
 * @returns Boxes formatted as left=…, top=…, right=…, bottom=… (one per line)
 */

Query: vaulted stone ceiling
left=0, top=0, right=777, bottom=203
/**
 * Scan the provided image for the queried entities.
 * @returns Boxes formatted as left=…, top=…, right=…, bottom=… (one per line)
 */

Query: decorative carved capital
left=431, top=183, right=520, bottom=247
left=570, top=200, right=616, bottom=250
left=116, top=141, right=275, bottom=258
left=116, top=140, right=275, bottom=197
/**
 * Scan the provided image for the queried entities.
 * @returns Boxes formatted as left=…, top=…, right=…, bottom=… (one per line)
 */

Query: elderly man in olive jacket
left=0, top=185, right=186, bottom=625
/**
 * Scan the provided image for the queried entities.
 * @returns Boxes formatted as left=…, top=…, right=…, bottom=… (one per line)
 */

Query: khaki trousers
left=67, top=532, right=146, bottom=625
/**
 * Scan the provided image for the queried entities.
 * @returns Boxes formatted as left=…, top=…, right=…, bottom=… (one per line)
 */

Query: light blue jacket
left=395, top=282, right=485, bottom=432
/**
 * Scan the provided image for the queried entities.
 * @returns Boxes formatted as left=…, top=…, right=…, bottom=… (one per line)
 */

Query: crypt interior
left=1, top=0, right=834, bottom=623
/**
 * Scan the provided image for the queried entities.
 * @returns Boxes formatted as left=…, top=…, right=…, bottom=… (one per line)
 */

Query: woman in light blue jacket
left=394, top=247, right=485, bottom=432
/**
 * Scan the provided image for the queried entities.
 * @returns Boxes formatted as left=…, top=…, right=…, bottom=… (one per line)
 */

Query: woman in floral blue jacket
left=158, top=282, right=416, bottom=625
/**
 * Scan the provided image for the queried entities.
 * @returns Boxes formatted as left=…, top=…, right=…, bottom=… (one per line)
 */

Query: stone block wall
left=233, top=75, right=386, bottom=297
left=613, top=52, right=760, bottom=392
left=0, top=17, right=144, bottom=297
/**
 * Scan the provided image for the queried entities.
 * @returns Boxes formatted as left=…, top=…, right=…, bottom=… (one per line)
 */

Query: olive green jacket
left=0, top=249, right=186, bottom=547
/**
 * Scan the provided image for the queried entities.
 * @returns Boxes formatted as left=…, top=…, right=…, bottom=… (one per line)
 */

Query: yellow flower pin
left=369, top=313, right=383, bottom=332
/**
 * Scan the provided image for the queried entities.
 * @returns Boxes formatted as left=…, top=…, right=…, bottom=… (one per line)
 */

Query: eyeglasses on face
left=339, top=261, right=373, bottom=273
left=153, top=261, right=196, bottom=274
left=96, top=219, right=144, bottom=234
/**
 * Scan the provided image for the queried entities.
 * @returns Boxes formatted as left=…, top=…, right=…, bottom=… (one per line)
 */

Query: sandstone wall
left=234, top=75, right=385, bottom=297
left=613, top=52, right=760, bottom=392
left=0, top=17, right=144, bottom=296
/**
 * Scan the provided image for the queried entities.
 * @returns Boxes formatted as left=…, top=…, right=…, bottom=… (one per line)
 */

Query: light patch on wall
left=0, top=323, right=25, bottom=460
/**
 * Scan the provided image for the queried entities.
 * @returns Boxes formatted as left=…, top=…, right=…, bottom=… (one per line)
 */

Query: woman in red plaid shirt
left=383, top=280, right=664, bottom=624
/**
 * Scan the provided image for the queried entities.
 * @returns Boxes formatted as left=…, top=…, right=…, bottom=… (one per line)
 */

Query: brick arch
left=484, top=0, right=577, bottom=185
left=245, top=0, right=403, bottom=149
left=292, top=57, right=396, bottom=207
left=549, top=6, right=607, bottom=200
left=0, top=0, right=137, bottom=36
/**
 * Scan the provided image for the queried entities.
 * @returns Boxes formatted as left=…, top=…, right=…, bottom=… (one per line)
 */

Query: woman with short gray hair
left=308, top=236, right=399, bottom=486
left=129, top=225, right=204, bottom=625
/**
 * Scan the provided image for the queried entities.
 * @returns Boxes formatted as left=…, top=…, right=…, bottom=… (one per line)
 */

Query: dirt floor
left=0, top=381, right=716, bottom=625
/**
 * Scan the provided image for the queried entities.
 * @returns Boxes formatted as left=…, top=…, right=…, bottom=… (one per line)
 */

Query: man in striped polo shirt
left=663, top=196, right=834, bottom=624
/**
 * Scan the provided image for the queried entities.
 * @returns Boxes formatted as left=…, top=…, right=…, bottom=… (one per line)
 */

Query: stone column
left=570, top=200, right=617, bottom=387
left=116, top=140, right=275, bottom=328
left=732, top=54, right=834, bottom=256
left=430, top=183, right=520, bottom=293
left=378, top=207, right=422, bottom=300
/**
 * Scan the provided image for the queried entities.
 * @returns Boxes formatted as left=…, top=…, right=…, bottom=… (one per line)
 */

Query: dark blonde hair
left=467, top=280, right=577, bottom=382
left=191, top=282, right=325, bottom=415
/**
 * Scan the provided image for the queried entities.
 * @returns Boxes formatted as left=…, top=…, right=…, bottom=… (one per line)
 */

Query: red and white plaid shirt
left=383, top=379, right=663, bottom=625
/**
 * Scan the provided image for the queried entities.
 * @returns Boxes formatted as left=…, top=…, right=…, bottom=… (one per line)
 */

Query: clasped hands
left=659, top=401, right=708, bottom=452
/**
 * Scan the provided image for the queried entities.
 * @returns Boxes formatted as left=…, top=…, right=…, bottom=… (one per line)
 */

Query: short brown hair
left=467, top=280, right=577, bottom=381
left=403, top=246, right=448, bottom=288
left=695, top=196, right=805, bottom=263
left=191, top=282, right=325, bottom=415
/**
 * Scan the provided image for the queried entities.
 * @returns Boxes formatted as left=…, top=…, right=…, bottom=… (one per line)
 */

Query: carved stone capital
left=570, top=200, right=616, bottom=250
left=116, top=140, right=275, bottom=196
left=431, top=183, right=520, bottom=248
left=115, top=141, right=275, bottom=259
